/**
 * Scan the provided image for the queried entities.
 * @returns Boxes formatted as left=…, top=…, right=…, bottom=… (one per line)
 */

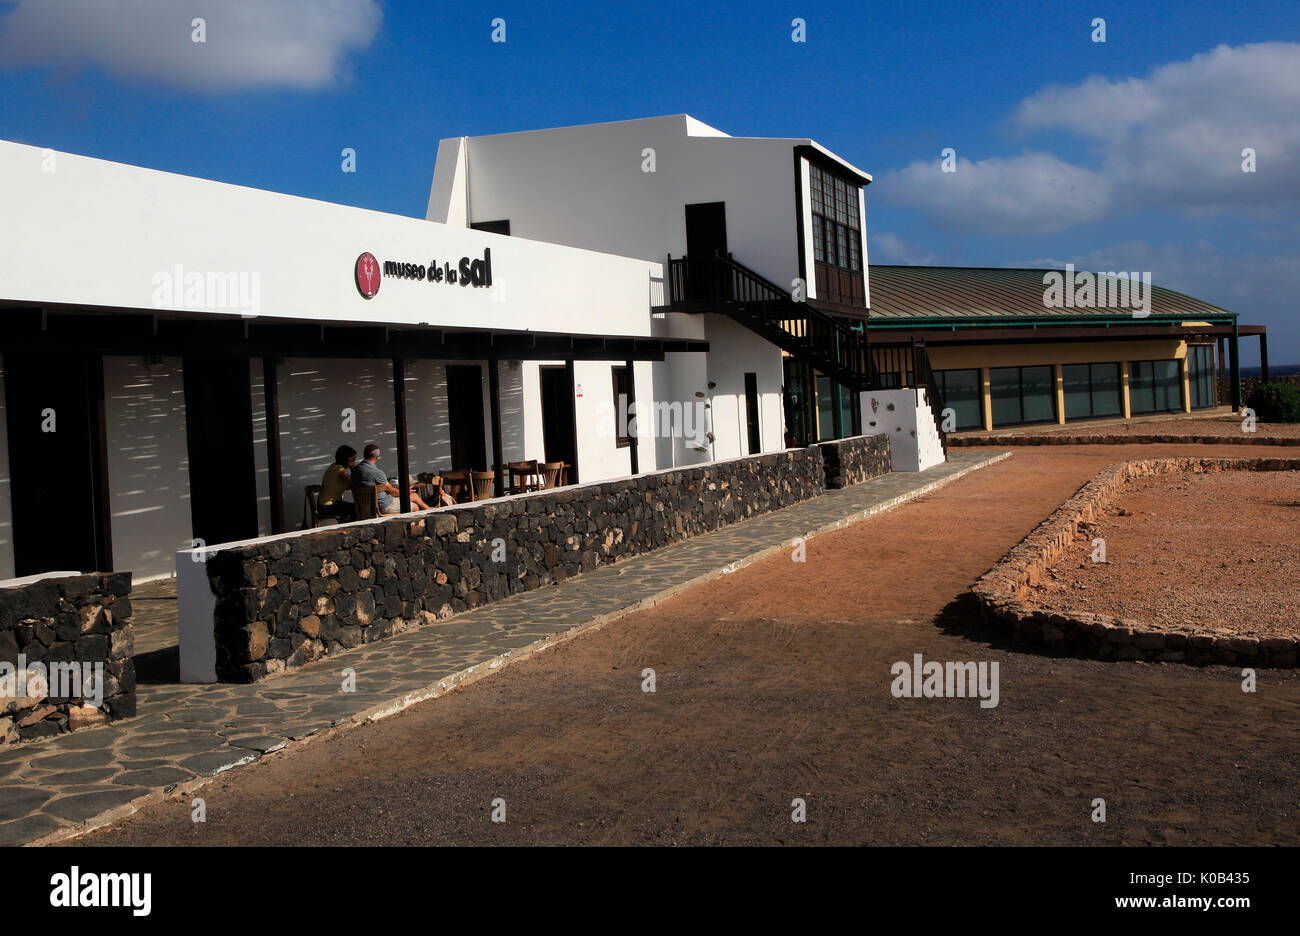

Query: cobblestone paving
left=0, top=451, right=1007, bottom=845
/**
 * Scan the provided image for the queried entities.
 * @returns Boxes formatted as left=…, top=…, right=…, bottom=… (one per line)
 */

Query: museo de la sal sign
left=354, top=247, right=493, bottom=300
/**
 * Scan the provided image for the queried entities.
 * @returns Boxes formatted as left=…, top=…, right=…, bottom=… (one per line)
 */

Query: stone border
left=971, top=456, right=1300, bottom=666
left=950, top=432, right=1299, bottom=447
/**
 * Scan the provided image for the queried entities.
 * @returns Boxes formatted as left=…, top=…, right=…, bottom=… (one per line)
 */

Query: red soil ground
left=74, top=444, right=1300, bottom=846
left=1028, top=469, right=1300, bottom=639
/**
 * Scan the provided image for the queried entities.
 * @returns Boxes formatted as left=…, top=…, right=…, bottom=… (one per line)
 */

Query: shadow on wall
left=103, top=356, right=194, bottom=581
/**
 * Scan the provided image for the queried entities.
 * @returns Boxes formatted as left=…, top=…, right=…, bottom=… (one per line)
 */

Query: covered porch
left=0, top=303, right=706, bottom=581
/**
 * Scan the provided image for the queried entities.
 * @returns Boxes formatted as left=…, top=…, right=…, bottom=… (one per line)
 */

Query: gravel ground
left=1029, top=469, right=1300, bottom=638
left=71, top=444, right=1300, bottom=847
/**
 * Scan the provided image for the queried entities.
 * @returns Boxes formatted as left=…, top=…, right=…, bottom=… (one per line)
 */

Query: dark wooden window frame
left=808, top=163, right=864, bottom=306
left=612, top=364, right=633, bottom=449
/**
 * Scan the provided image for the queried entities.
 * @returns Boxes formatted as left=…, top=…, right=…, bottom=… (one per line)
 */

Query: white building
left=428, top=114, right=883, bottom=453
left=0, top=117, right=940, bottom=584
left=0, top=140, right=721, bottom=581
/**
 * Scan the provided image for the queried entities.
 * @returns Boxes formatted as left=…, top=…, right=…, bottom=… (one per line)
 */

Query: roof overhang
left=0, top=303, right=708, bottom=361
left=793, top=143, right=872, bottom=187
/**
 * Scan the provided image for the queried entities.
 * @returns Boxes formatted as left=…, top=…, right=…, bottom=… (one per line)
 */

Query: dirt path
left=75, top=444, right=1300, bottom=846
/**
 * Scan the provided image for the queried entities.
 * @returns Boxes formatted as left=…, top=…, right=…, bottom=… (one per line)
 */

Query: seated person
left=354, top=444, right=431, bottom=514
left=317, top=445, right=358, bottom=521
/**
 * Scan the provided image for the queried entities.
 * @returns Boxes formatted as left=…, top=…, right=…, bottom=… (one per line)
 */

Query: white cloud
left=869, top=232, right=941, bottom=265
left=881, top=42, right=1300, bottom=233
left=0, top=0, right=382, bottom=92
left=881, top=151, right=1112, bottom=234
left=1012, top=42, right=1300, bottom=215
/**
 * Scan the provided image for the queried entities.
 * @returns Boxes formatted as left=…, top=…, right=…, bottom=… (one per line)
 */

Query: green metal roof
left=867, top=266, right=1236, bottom=325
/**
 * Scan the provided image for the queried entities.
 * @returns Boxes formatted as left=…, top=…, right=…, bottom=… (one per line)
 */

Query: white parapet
left=859, top=388, right=947, bottom=472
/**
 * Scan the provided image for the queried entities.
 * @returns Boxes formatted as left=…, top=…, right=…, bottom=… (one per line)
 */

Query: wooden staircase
left=663, top=252, right=948, bottom=454
left=664, top=252, right=877, bottom=392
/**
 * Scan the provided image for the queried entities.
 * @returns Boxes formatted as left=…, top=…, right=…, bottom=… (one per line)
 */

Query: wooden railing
left=664, top=252, right=878, bottom=391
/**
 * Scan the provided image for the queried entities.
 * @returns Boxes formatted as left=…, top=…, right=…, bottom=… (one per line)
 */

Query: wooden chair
left=304, top=484, right=324, bottom=527
left=506, top=460, right=539, bottom=494
left=540, top=461, right=564, bottom=489
left=470, top=470, right=496, bottom=501
left=415, top=477, right=443, bottom=507
left=351, top=482, right=380, bottom=521
left=441, top=468, right=469, bottom=503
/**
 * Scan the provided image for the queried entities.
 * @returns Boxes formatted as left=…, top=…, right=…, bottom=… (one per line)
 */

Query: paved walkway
left=0, top=451, right=1007, bottom=846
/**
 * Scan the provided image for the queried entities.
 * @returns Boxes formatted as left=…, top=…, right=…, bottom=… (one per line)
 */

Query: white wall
left=0, top=140, right=655, bottom=340
left=861, top=388, right=945, bottom=472
left=700, top=314, right=785, bottom=460
left=431, top=115, right=824, bottom=295
left=568, top=359, right=660, bottom=481
left=102, top=356, right=194, bottom=581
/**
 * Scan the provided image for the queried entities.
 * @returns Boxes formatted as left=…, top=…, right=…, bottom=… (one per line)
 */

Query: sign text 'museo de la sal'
left=385, top=247, right=493, bottom=288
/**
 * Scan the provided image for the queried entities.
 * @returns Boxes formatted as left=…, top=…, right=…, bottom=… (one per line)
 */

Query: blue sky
left=1, top=0, right=1297, bottom=363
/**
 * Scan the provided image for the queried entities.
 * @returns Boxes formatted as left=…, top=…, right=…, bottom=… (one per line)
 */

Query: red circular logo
left=355, top=252, right=380, bottom=299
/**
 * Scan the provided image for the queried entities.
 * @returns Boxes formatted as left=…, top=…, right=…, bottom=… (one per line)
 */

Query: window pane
left=1129, top=361, right=1156, bottom=413
left=1153, top=360, right=1180, bottom=411
left=1063, top=364, right=1091, bottom=419
left=1091, top=363, right=1121, bottom=416
left=816, top=375, right=834, bottom=440
left=938, top=369, right=982, bottom=430
left=989, top=367, right=1022, bottom=426
left=1021, top=366, right=1055, bottom=422
left=1188, top=346, right=1213, bottom=408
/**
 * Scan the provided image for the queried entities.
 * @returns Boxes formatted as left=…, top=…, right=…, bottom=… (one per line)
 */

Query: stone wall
left=202, top=448, right=828, bottom=682
left=815, top=433, right=891, bottom=488
left=0, top=572, right=135, bottom=745
left=971, top=457, right=1300, bottom=666
left=1219, top=374, right=1300, bottom=406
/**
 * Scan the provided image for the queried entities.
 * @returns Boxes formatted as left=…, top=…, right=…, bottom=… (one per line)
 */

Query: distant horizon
left=1241, top=364, right=1300, bottom=375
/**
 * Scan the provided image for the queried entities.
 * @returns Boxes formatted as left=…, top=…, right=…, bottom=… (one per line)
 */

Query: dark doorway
left=446, top=364, right=488, bottom=470
left=744, top=372, right=761, bottom=454
left=685, top=201, right=728, bottom=301
left=5, top=353, right=112, bottom=575
left=539, top=366, right=576, bottom=468
left=183, top=357, right=259, bottom=548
